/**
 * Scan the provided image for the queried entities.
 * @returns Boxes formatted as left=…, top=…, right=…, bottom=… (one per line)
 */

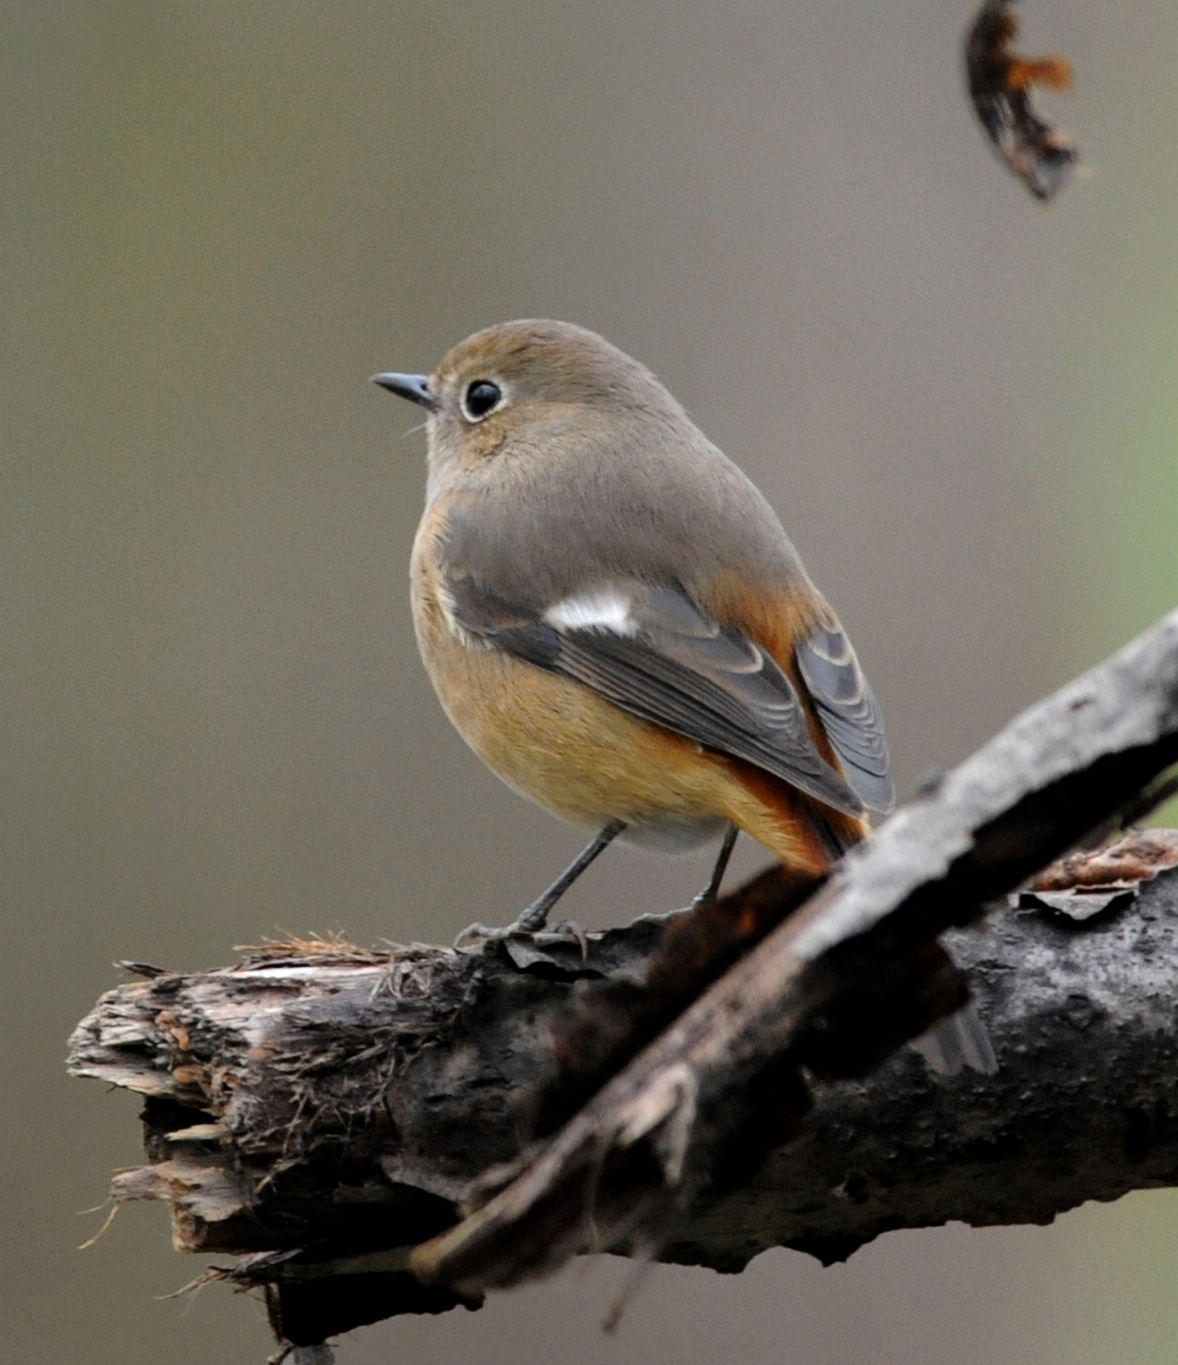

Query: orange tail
left=724, top=759, right=869, bottom=875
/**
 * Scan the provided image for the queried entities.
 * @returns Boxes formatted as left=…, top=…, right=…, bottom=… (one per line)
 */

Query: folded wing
left=446, top=575, right=884, bottom=818
left=796, top=621, right=894, bottom=813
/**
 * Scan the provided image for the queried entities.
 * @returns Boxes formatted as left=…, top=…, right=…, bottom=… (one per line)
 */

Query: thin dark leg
left=691, top=825, right=739, bottom=907
left=513, top=820, right=628, bottom=933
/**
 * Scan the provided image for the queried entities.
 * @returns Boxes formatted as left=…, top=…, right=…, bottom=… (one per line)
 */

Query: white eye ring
left=461, top=378, right=506, bottom=423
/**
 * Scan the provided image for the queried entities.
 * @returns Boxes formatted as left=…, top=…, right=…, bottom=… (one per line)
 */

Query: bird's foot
left=453, top=916, right=590, bottom=961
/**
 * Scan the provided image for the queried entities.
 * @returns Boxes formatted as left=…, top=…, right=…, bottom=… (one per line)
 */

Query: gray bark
left=67, top=606, right=1178, bottom=1356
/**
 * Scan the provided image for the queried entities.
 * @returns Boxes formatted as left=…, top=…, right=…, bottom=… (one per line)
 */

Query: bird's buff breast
left=411, top=585, right=731, bottom=851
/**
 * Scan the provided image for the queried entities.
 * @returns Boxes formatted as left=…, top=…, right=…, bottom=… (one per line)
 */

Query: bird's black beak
left=370, top=372, right=437, bottom=411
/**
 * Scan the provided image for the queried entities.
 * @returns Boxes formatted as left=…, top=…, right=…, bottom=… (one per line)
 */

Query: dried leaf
left=965, top=0, right=1078, bottom=200
left=1017, top=886, right=1138, bottom=922
left=1030, top=829, right=1178, bottom=890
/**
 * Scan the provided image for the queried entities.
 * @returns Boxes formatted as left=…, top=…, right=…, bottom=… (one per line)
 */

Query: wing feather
left=448, top=577, right=864, bottom=816
left=796, top=623, right=894, bottom=812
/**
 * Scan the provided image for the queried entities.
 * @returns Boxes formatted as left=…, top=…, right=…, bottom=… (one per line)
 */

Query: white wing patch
left=545, top=589, right=637, bottom=636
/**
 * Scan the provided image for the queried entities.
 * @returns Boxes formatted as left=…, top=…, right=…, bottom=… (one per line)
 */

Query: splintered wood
left=69, top=608, right=1178, bottom=1357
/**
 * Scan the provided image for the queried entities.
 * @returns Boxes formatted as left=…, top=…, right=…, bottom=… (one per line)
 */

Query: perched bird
left=375, top=320, right=994, bottom=1073
left=373, top=318, right=895, bottom=931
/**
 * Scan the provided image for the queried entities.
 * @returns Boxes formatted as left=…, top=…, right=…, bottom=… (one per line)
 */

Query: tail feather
left=809, top=804, right=864, bottom=861
left=726, top=776, right=997, bottom=1078
left=811, top=808, right=998, bottom=1077
left=913, top=999, right=997, bottom=1075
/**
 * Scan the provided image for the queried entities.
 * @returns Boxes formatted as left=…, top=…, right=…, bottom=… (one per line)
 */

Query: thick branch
left=68, top=608, right=1178, bottom=1353
left=412, top=606, right=1178, bottom=1290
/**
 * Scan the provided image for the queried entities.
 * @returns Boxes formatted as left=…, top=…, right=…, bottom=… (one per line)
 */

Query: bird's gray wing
left=445, top=573, right=863, bottom=816
left=795, top=620, right=894, bottom=813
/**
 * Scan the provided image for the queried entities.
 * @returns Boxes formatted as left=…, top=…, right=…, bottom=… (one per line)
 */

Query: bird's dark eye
left=461, top=379, right=503, bottom=422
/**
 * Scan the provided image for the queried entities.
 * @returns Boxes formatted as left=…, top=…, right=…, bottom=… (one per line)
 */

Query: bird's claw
left=453, top=917, right=590, bottom=962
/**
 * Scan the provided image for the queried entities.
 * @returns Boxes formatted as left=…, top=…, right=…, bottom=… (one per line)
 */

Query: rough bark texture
left=67, top=608, right=1178, bottom=1358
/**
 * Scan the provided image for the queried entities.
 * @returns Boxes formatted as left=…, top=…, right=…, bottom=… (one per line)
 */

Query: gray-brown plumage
left=374, top=320, right=994, bottom=1073
left=377, top=320, right=891, bottom=872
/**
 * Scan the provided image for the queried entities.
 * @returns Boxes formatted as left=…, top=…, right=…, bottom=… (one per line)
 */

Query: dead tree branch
left=68, top=607, right=1178, bottom=1356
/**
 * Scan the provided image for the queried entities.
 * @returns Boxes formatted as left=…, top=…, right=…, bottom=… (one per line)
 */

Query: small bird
left=374, top=319, right=994, bottom=1073
left=373, top=318, right=895, bottom=933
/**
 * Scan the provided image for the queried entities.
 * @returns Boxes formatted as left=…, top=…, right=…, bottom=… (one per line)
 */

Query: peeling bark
left=67, top=607, right=1178, bottom=1357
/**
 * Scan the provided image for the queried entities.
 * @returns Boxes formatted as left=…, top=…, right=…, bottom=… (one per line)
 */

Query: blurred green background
left=6, top=2, right=1178, bottom=1361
